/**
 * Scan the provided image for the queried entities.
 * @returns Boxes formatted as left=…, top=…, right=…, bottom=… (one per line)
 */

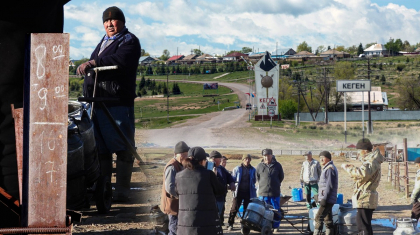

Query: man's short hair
left=303, top=151, right=312, bottom=156
left=222, top=156, right=228, bottom=160
left=103, top=6, right=126, bottom=23
left=262, top=148, right=273, bottom=156
left=319, top=151, right=332, bottom=160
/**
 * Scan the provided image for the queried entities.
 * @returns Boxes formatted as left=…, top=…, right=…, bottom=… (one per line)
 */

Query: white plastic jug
left=308, top=204, right=340, bottom=232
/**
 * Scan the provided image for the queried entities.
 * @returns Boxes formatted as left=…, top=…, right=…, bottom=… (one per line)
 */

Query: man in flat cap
left=77, top=6, right=141, bottom=202
left=314, top=151, right=338, bottom=235
left=341, top=138, right=385, bottom=235
left=300, top=151, right=322, bottom=209
left=256, top=148, right=284, bottom=230
left=208, top=150, right=235, bottom=226
left=227, top=154, right=257, bottom=231
left=160, top=141, right=189, bottom=235
left=410, top=157, right=420, bottom=222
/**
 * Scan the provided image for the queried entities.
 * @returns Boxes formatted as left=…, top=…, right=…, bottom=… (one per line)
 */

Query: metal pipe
left=0, top=226, right=71, bottom=234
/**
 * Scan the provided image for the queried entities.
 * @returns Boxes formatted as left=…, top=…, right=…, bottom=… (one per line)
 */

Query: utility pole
left=167, top=73, right=169, bottom=123
left=315, top=67, right=334, bottom=124
left=357, top=57, right=378, bottom=134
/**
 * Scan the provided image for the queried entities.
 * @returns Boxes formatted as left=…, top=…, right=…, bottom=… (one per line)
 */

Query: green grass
left=135, top=115, right=196, bottom=129
left=137, top=71, right=251, bottom=83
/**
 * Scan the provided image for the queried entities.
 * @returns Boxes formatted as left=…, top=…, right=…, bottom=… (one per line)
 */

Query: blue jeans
left=216, top=201, right=225, bottom=224
left=168, top=214, right=178, bottom=235
left=93, top=106, right=135, bottom=154
left=259, top=196, right=281, bottom=228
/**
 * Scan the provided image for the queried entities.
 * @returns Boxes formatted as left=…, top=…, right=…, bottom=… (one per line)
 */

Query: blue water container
left=237, top=204, right=244, bottom=218
left=337, top=193, right=343, bottom=205
left=292, top=188, right=303, bottom=202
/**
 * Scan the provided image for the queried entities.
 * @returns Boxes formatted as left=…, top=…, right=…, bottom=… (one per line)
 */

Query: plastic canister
left=244, top=200, right=265, bottom=224
left=308, top=204, right=340, bottom=232
left=338, top=204, right=357, bottom=234
left=292, top=188, right=303, bottom=202
left=393, top=218, right=420, bottom=235
left=238, top=204, right=244, bottom=218
left=337, top=193, right=343, bottom=205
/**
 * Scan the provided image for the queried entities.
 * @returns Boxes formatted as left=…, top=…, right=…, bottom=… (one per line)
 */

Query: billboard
left=203, top=83, right=218, bottom=90
left=336, top=80, right=371, bottom=92
left=255, top=52, right=279, bottom=115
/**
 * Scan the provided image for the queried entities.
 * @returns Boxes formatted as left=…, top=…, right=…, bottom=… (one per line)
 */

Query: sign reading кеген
left=336, top=80, right=371, bottom=92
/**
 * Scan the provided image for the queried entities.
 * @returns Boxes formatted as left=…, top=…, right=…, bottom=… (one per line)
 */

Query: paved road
left=140, top=81, right=256, bottom=148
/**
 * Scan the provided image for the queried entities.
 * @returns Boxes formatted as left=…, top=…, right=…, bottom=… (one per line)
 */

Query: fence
left=295, top=110, right=420, bottom=122
left=387, top=138, right=412, bottom=198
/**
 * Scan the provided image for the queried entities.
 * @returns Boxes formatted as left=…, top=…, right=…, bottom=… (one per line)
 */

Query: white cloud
left=65, top=0, right=420, bottom=59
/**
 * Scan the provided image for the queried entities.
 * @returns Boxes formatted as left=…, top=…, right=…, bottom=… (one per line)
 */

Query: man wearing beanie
left=256, top=148, right=284, bottom=231
left=160, top=141, right=189, bottom=235
left=342, top=138, right=385, bottom=235
left=77, top=6, right=141, bottom=202
left=314, top=151, right=338, bottom=235
left=208, top=150, right=235, bottom=226
left=410, top=157, right=420, bottom=222
left=227, top=154, right=257, bottom=231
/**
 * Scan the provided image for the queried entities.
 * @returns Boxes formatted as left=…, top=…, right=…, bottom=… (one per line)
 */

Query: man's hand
left=76, top=60, right=96, bottom=76
left=412, top=199, right=417, bottom=205
left=320, top=199, right=327, bottom=207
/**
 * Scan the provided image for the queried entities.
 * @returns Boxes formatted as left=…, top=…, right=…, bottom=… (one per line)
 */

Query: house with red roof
left=166, top=55, right=184, bottom=65
left=223, top=52, right=248, bottom=62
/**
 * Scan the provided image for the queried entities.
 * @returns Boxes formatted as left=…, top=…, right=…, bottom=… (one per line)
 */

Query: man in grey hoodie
left=314, top=151, right=338, bottom=235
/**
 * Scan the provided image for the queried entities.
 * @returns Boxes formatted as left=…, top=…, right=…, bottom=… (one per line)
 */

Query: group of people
left=160, top=142, right=284, bottom=235
left=161, top=138, right=386, bottom=235
left=300, top=138, right=385, bottom=235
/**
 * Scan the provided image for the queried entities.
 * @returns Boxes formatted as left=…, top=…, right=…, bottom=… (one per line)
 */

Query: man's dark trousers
left=356, top=208, right=374, bottom=235
left=314, top=203, right=334, bottom=231
left=411, top=202, right=420, bottom=221
left=228, top=192, right=251, bottom=225
left=168, top=214, right=178, bottom=235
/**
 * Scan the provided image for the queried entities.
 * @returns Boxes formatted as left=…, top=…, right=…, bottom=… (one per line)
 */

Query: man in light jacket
left=300, top=151, right=322, bottom=209
left=342, top=138, right=385, bottom=235
left=256, top=148, right=284, bottom=230
left=314, top=151, right=338, bottom=235
left=227, top=154, right=257, bottom=231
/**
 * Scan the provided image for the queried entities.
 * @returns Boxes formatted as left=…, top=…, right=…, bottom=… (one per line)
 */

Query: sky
left=64, top=0, right=420, bottom=60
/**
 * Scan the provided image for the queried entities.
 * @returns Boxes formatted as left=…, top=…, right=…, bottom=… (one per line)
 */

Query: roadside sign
left=268, top=106, right=276, bottom=111
left=268, top=109, right=275, bottom=117
left=267, top=97, right=277, bottom=107
left=336, top=80, right=371, bottom=92
left=260, top=103, right=266, bottom=109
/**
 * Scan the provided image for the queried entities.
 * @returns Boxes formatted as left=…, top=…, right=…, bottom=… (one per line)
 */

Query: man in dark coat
left=314, top=151, right=338, bottom=235
left=256, top=148, right=284, bottom=230
left=77, top=6, right=141, bottom=202
left=0, top=1, right=70, bottom=227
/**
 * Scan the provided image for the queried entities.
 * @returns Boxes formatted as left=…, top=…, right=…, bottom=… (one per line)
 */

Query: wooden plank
left=23, top=33, right=69, bottom=228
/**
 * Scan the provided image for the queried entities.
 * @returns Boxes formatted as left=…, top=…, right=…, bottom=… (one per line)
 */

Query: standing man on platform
left=256, top=148, right=284, bottom=231
left=300, top=151, right=322, bottom=209
left=342, top=138, right=385, bottom=235
left=161, top=141, right=189, bottom=235
left=314, top=151, right=338, bottom=235
left=77, top=6, right=141, bottom=202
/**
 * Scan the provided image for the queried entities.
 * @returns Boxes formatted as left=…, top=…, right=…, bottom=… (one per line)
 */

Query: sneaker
left=227, top=224, right=233, bottom=231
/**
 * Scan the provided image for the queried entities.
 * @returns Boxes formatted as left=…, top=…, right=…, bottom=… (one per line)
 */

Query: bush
left=309, top=126, right=317, bottom=129
left=396, top=64, right=406, bottom=71
left=278, top=99, right=298, bottom=119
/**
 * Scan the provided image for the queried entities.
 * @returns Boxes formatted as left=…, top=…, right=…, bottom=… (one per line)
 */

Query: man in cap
left=300, top=151, right=322, bottom=209
left=160, top=141, right=190, bottom=235
left=209, top=150, right=235, bottom=225
left=227, top=154, right=257, bottom=231
left=77, top=6, right=141, bottom=202
left=256, top=148, right=284, bottom=230
left=314, top=151, right=338, bottom=235
left=342, top=138, right=385, bottom=235
left=411, top=157, right=420, bottom=222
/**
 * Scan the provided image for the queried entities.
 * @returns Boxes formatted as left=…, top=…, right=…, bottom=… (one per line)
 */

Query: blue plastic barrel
left=337, top=193, right=343, bottom=205
left=292, top=188, right=303, bottom=202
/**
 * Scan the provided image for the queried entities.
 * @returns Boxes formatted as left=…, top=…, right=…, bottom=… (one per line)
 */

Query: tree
left=193, top=49, right=203, bottom=56
left=296, top=41, right=312, bottom=53
left=335, top=45, right=345, bottom=52
left=226, top=50, right=241, bottom=56
left=331, top=62, right=355, bottom=111
left=396, top=76, right=420, bottom=110
left=141, top=49, right=145, bottom=56
left=357, top=43, right=364, bottom=55
left=327, top=46, right=331, bottom=50
left=241, top=47, right=252, bottom=54
left=316, top=45, right=326, bottom=55
left=139, top=76, right=145, bottom=90
left=345, top=45, right=358, bottom=55
left=279, top=99, right=298, bottom=119
left=365, top=42, right=376, bottom=49
left=160, top=49, right=170, bottom=61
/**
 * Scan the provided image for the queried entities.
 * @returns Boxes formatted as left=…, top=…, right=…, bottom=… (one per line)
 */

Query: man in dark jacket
left=209, top=150, right=235, bottom=225
left=314, top=151, right=338, bottom=235
left=160, top=141, right=190, bottom=235
left=256, top=148, right=284, bottom=230
left=77, top=6, right=141, bottom=202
